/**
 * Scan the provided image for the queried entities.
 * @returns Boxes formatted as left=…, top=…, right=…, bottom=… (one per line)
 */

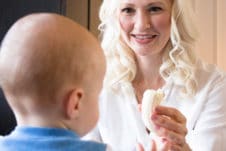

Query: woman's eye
left=121, top=7, right=135, bottom=14
left=149, top=6, right=162, bottom=13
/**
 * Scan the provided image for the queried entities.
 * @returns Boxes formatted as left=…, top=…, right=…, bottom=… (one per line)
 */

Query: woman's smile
left=131, top=33, right=158, bottom=45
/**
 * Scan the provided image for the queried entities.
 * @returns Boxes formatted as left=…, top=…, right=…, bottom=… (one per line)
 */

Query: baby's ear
left=64, top=88, right=84, bottom=119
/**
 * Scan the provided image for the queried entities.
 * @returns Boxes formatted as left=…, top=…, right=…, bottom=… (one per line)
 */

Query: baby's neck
left=15, top=112, right=67, bottom=129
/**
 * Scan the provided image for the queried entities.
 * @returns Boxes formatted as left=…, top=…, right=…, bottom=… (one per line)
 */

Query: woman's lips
left=131, top=34, right=157, bottom=44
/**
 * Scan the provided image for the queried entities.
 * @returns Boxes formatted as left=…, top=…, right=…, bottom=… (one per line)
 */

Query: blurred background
left=0, top=0, right=225, bottom=135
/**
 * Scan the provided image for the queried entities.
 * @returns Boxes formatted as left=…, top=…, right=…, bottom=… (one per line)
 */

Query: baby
left=0, top=13, right=106, bottom=151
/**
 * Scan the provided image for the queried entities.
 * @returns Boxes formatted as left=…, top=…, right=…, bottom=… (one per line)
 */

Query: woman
left=85, top=0, right=226, bottom=150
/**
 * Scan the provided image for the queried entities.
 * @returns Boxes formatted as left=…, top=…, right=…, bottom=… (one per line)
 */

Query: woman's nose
left=134, top=12, right=151, bottom=31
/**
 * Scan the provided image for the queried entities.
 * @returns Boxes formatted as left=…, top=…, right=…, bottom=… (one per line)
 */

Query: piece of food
left=141, top=89, right=164, bottom=133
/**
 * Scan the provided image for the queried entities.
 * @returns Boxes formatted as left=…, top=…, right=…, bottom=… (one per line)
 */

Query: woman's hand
left=151, top=106, right=191, bottom=151
left=136, top=140, right=169, bottom=151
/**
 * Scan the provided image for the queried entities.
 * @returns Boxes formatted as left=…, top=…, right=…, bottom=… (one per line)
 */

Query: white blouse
left=85, top=62, right=226, bottom=151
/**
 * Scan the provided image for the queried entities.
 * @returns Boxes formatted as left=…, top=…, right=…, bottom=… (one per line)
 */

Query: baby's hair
left=0, top=13, right=102, bottom=105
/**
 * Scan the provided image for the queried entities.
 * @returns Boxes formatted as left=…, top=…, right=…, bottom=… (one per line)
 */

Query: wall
left=217, top=0, right=226, bottom=71
left=66, top=0, right=101, bottom=36
left=0, top=0, right=66, bottom=43
left=195, top=0, right=226, bottom=71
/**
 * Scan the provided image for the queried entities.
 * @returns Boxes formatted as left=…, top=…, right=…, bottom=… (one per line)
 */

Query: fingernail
left=161, top=137, right=167, bottom=143
left=151, top=114, right=158, bottom=120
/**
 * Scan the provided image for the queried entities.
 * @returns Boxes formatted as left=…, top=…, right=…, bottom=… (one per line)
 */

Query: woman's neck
left=132, top=54, right=165, bottom=103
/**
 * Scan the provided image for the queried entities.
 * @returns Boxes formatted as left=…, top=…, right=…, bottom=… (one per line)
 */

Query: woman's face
left=118, top=0, right=172, bottom=57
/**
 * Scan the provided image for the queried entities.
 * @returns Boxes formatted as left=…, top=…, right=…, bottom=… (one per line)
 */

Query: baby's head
left=0, top=13, right=105, bottom=136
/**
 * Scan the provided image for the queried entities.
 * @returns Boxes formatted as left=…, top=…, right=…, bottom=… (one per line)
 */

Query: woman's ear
left=64, top=88, right=84, bottom=119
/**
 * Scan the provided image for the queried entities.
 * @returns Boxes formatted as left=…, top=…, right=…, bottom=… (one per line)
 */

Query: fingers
left=170, top=144, right=187, bottom=151
left=155, top=127, right=186, bottom=146
left=151, top=114, right=187, bottom=135
left=168, top=142, right=191, bottom=151
left=136, top=140, right=171, bottom=151
left=150, top=106, right=189, bottom=150
left=136, top=143, right=144, bottom=151
left=151, top=140, right=157, bottom=151
left=160, top=140, right=170, bottom=151
left=136, top=141, right=156, bottom=151
left=152, top=139, right=170, bottom=151
left=154, top=106, right=186, bottom=124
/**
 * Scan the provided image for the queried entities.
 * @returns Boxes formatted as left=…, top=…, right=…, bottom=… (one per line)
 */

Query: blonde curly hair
left=99, top=0, right=198, bottom=96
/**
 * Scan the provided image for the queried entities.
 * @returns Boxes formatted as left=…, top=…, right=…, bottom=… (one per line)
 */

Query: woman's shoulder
left=195, top=60, right=226, bottom=92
